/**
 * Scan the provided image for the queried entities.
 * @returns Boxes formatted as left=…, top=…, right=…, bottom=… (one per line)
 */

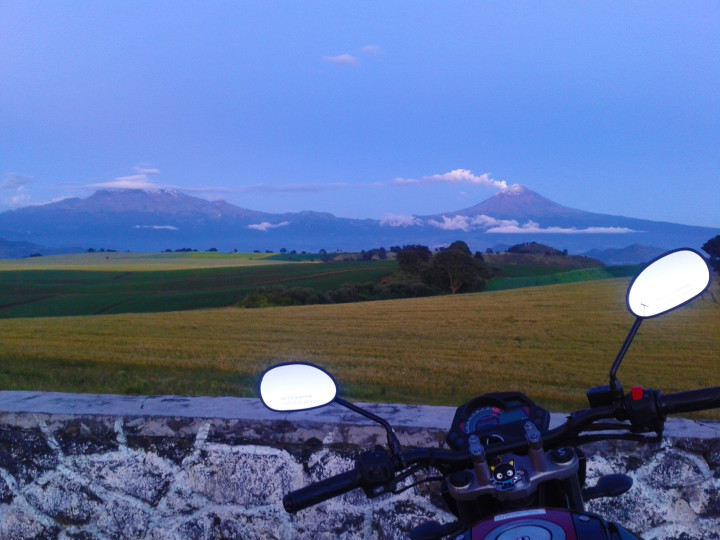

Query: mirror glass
left=259, top=363, right=337, bottom=412
left=627, top=249, right=710, bottom=318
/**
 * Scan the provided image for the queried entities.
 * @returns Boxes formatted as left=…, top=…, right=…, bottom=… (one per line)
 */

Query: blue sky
left=1, top=1, right=718, bottom=227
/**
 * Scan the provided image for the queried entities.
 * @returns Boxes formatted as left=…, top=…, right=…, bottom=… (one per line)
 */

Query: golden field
left=0, top=276, right=717, bottom=415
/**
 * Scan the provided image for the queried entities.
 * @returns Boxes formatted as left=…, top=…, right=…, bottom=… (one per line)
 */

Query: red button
left=631, top=387, right=644, bottom=401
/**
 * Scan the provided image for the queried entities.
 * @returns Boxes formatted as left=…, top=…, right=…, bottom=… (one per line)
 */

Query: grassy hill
left=0, top=276, right=717, bottom=416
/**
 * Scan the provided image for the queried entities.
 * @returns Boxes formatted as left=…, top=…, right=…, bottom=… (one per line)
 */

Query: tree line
left=239, top=240, right=489, bottom=308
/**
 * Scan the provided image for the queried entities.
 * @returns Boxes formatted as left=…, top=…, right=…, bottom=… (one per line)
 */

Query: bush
left=239, top=287, right=330, bottom=308
left=329, top=283, right=379, bottom=303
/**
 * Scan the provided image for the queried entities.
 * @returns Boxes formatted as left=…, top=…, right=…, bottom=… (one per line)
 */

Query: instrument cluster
left=446, top=392, right=551, bottom=451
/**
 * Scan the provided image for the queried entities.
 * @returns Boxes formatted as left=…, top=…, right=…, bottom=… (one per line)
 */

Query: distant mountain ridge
left=29, top=189, right=269, bottom=218
left=0, top=186, right=717, bottom=263
left=583, top=244, right=668, bottom=266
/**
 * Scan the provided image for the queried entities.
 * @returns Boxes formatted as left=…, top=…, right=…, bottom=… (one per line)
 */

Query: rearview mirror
left=259, top=362, right=337, bottom=412
left=627, top=249, right=710, bottom=318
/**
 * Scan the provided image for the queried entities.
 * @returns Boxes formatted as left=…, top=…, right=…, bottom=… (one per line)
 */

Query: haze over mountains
left=0, top=186, right=717, bottom=264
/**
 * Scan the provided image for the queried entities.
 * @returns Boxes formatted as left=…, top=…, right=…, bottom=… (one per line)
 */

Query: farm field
left=0, top=253, right=396, bottom=318
left=0, top=276, right=717, bottom=416
left=485, top=265, right=639, bottom=291
left=0, top=250, right=309, bottom=270
left=0, top=252, right=640, bottom=318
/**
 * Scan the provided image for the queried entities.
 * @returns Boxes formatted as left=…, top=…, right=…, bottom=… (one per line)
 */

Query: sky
left=1, top=1, right=718, bottom=227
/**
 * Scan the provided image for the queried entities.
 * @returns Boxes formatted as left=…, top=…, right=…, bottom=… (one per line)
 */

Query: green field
left=1, top=252, right=641, bottom=318
left=0, top=275, right=717, bottom=416
left=0, top=254, right=396, bottom=317
left=485, top=265, right=640, bottom=291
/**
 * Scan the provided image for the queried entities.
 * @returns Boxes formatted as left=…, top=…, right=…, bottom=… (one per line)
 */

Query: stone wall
left=0, top=391, right=718, bottom=539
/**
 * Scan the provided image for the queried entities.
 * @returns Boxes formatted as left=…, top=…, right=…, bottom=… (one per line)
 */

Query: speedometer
left=462, top=406, right=503, bottom=433
left=446, top=392, right=550, bottom=451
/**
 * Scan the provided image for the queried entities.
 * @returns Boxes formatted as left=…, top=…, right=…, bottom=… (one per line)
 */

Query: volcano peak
left=502, top=184, right=526, bottom=195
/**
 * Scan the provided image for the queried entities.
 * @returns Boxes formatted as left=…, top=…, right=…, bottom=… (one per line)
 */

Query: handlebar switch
left=356, top=449, right=395, bottom=497
left=624, top=388, right=665, bottom=435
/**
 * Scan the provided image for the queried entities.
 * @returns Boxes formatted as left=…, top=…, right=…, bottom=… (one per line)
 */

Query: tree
left=448, top=240, right=471, bottom=256
left=702, top=235, right=720, bottom=273
left=397, top=245, right=432, bottom=274
left=424, top=242, right=489, bottom=294
left=425, top=250, right=473, bottom=294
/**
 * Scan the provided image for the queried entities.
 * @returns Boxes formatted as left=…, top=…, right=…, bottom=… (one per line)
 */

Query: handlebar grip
left=283, top=468, right=363, bottom=513
left=661, top=387, right=720, bottom=415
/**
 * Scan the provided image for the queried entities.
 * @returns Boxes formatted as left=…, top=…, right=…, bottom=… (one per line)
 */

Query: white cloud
left=420, top=213, right=634, bottom=234
left=1, top=174, right=34, bottom=207
left=582, top=227, right=636, bottom=234
left=2, top=173, right=32, bottom=190
left=7, top=194, right=31, bottom=207
left=379, top=214, right=422, bottom=227
left=91, top=175, right=161, bottom=191
left=486, top=221, right=636, bottom=234
left=88, top=166, right=163, bottom=191
left=134, top=225, right=179, bottom=231
left=227, top=169, right=504, bottom=201
left=427, top=216, right=474, bottom=231
left=468, top=215, right=520, bottom=229
left=394, top=169, right=507, bottom=191
left=323, top=54, right=358, bottom=66
left=322, top=46, right=381, bottom=68
left=134, top=166, right=160, bottom=175
left=427, top=214, right=519, bottom=231
left=248, top=221, right=291, bottom=232
left=361, top=45, right=382, bottom=55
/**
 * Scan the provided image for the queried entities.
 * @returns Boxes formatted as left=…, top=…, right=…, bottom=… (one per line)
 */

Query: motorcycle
left=258, top=248, right=718, bottom=539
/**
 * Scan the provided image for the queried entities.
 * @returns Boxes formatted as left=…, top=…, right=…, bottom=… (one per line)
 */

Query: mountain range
left=0, top=186, right=717, bottom=264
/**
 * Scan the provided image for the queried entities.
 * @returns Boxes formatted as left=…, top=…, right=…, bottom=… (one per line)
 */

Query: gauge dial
left=462, top=406, right=503, bottom=434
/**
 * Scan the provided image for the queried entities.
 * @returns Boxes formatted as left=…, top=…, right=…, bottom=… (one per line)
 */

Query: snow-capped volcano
left=449, top=185, right=589, bottom=221
left=0, top=186, right=717, bottom=257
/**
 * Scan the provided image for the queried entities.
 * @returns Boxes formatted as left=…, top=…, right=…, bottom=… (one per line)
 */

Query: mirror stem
left=610, top=317, right=643, bottom=393
left=335, top=397, right=406, bottom=467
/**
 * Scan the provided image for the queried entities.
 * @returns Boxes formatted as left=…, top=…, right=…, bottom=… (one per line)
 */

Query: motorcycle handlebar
left=283, top=467, right=363, bottom=514
left=281, top=387, right=720, bottom=513
left=661, top=387, right=720, bottom=415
